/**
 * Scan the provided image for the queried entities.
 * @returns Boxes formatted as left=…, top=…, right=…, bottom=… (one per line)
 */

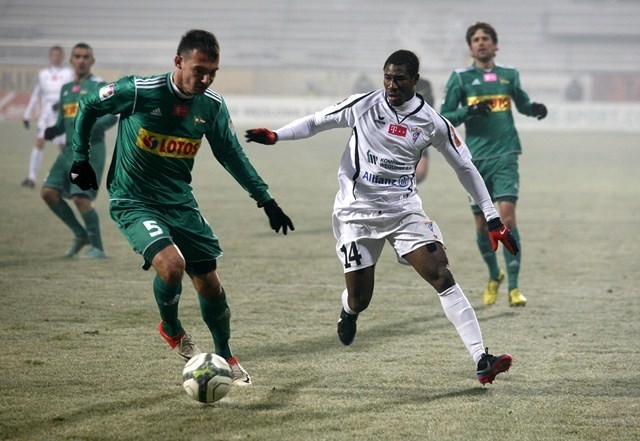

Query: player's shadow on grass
left=247, top=310, right=518, bottom=363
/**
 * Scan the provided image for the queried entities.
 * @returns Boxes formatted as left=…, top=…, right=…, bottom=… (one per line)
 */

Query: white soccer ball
left=182, top=353, right=233, bottom=404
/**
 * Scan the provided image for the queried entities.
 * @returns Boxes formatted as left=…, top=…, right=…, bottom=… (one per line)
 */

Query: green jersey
left=440, top=63, right=538, bottom=160
left=50, top=74, right=115, bottom=158
left=72, top=73, right=271, bottom=206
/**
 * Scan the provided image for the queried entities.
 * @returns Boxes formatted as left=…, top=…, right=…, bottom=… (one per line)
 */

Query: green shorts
left=470, top=152, right=519, bottom=213
left=43, top=144, right=106, bottom=200
left=109, top=199, right=222, bottom=274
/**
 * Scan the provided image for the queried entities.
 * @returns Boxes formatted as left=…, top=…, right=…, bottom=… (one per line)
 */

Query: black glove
left=261, top=199, right=294, bottom=235
left=69, top=160, right=98, bottom=190
left=467, top=100, right=492, bottom=117
left=487, top=218, right=519, bottom=255
left=531, top=102, right=547, bottom=120
left=43, top=126, right=63, bottom=141
left=245, top=128, right=278, bottom=145
left=52, top=102, right=59, bottom=112
left=23, top=120, right=30, bottom=130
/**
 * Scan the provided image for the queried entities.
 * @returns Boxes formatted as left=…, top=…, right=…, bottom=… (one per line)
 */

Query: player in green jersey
left=41, top=42, right=117, bottom=259
left=440, top=22, right=547, bottom=308
left=69, top=29, right=294, bottom=386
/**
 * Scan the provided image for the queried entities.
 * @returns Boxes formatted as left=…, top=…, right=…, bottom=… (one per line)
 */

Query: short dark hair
left=71, top=42, right=93, bottom=57
left=466, top=22, right=498, bottom=46
left=383, top=50, right=419, bottom=78
left=177, top=29, right=220, bottom=60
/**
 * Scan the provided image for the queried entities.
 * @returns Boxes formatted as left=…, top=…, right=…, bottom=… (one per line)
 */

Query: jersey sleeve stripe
left=437, top=114, right=462, bottom=156
left=325, top=91, right=376, bottom=116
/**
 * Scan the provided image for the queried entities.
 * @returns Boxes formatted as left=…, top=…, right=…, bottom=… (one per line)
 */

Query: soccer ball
left=182, top=353, right=233, bottom=404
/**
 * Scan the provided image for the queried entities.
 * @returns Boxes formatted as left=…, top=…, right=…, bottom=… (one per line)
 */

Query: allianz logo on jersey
left=361, top=172, right=411, bottom=188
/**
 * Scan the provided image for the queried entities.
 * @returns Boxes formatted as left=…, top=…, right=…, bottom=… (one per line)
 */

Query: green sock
left=51, top=200, right=86, bottom=238
left=477, top=232, right=500, bottom=280
left=82, top=209, right=103, bottom=250
left=503, top=228, right=521, bottom=291
left=199, top=289, right=232, bottom=360
left=153, top=274, right=183, bottom=337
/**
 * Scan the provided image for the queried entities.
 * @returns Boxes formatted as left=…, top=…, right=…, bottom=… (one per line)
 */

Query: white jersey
left=23, top=65, right=74, bottom=128
left=275, top=89, right=499, bottom=222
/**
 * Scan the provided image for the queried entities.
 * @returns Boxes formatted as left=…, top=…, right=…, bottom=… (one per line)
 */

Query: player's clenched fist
left=245, top=128, right=277, bottom=145
left=69, top=160, right=98, bottom=190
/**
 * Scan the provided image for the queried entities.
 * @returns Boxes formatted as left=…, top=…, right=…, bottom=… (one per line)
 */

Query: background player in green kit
left=440, top=22, right=547, bottom=308
left=69, top=29, right=294, bottom=386
left=41, top=42, right=117, bottom=259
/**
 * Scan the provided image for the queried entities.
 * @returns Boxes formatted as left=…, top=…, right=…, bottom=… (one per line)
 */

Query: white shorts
left=332, top=210, right=444, bottom=273
left=36, top=108, right=65, bottom=144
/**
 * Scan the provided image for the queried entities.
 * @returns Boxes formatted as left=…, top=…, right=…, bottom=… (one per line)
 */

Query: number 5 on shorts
left=143, top=220, right=163, bottom=238
left=340, top=241, right=363, bottom=269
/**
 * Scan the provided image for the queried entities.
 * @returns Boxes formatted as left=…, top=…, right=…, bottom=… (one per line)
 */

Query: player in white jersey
left=21, top=46, right=74, bottom=188
left=246, top=50, right=518, bottom=384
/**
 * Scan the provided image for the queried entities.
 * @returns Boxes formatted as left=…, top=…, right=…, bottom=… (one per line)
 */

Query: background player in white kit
left=21, top=46, right=74, bottom=188
left=246, top=50, right=517, bottom=384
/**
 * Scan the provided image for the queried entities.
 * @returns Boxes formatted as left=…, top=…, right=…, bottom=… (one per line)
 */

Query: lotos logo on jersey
left=468, top=95, right=511, bottom=112
left=99, top=84, right=115, bottom=101
left=63, top=102, right=79, bottom=119
left=136, top=127, right=202, bottom=158
left=388, top=124, right=407, bottom=137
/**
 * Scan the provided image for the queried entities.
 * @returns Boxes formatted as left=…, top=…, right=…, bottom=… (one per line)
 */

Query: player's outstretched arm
left=259, top=199, right=294, bottom=235
left=487, top=218, right=519, bottom=255
left=245, top=128, right=277, bottom=145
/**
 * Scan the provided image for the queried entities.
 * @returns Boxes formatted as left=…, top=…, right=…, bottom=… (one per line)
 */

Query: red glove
left=487, top=218, right=519, bottom=255
left=245, top=128, right=277, bottom=145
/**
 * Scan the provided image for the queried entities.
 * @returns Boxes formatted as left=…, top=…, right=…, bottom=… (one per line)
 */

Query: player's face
left=469, top=29, right=497, bottom=63
left=383, top=64, right=417, bottom=106
left=69, top=48, right=94, bottom=78
left=49, top=48, right=64, bottom=66
left=174, top=49, right=219, bottom=95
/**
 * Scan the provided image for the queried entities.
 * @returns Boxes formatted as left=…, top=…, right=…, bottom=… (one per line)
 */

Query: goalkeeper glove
left=69, top=160, right=98, bottom=190
left=531, top=102, right=547, bottom=120
left=245, top=128, right=278, bottom=145
left=260, top=199, right=294, bottom=235
left=487, top=218, right=519, bottom=255
left=467, top=100, right=492, bottom=117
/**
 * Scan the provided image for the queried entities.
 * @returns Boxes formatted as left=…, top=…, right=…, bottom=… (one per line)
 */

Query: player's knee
left=427, top=267, right=455, bottom=293
left=41, top=187, right=59, bottom=207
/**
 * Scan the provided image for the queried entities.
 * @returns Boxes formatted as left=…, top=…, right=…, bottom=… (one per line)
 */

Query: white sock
left=28, top=147, right=43, bottom=181
left=341, top=289, right=357, bottom=315
left=438, top=284, right=485, bottom=364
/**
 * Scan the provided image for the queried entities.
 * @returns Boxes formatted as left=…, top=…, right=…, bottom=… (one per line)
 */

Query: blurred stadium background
left=1, top=0, right=639, bottom=129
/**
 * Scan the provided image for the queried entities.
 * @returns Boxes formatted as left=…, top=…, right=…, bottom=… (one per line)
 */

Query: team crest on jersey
left=388, top=124, right=407, bottom=137
left=136, top=127, right=202, bottom=158
left=410, top=128, right=422, bottom=144
left=194, top=116, right=206, bottom=125
left=99, top=84, right=115, bottom=101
